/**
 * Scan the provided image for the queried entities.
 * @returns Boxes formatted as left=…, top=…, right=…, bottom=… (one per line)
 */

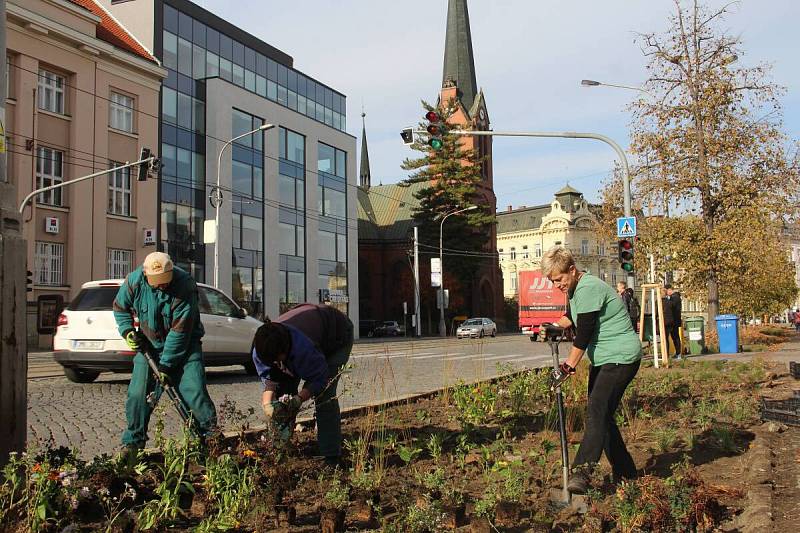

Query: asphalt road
left=27, top=334, right=555, bottom=458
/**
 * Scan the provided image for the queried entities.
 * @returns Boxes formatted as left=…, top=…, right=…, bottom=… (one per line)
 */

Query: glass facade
left=317, top=142, right=348, bottom=314
left=278, top=127, right=306, bottom=313
left=156, top=2, right=349, bottom=318
left=231, top=109, right=264, bottom=316
left=162, top=4, right=345, bottom=133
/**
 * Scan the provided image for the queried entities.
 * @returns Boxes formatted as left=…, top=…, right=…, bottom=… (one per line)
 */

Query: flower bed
left=1, top=359, right=795, bottom=532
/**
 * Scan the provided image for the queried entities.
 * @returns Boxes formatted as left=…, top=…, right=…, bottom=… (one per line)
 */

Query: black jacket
left=668, top=293, right=682, bottom=327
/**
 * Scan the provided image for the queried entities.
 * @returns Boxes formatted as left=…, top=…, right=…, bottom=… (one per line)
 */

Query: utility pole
left=413, top=225, right=421, bottom=337
left=0, top=0, right=28, bottom=467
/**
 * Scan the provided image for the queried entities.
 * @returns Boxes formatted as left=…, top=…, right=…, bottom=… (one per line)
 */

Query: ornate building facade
left=497, top=186, right=624, bottom=299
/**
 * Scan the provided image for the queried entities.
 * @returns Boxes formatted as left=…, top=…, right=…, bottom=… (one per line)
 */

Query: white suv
left=53, top=279, right=263, bottom=383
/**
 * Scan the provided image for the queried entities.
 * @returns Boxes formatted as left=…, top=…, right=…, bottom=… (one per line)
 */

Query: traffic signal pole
left=428, top=128, right=635, bottom=288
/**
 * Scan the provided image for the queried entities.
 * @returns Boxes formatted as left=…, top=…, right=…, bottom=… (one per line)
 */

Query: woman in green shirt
left=542, top=246, right=642, bottom=494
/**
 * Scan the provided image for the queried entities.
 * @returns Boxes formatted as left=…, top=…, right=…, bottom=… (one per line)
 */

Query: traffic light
left=26, top=270, right=33, bottom=292
left=424, top=110, right=445, bottom=150
left=137, top=147, right=151, bottom=181
left=618, top=239, right=634, bottom=272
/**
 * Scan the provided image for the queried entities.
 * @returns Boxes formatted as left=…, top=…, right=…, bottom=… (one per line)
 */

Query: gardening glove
left=262, top=401, right=275, bottom=420
left=124, top=329, right=145, bottom=351
left=549, top=362, right=575, bottom=391
left=156, top=363, right=174, bottom=386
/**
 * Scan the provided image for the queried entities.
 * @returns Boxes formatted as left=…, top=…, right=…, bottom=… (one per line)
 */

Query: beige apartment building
left=496, top=185, right=624, bottom=299
left=6, top=0, right=165, bottom=344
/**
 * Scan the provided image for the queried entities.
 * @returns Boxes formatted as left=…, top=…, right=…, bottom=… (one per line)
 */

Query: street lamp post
left=213, top=123, right=274, bottom=288
left=436, top=205, right=477, bottom=337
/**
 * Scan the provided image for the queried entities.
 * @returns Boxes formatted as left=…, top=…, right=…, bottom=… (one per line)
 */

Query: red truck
left=518, top=270, right=567, bottom=339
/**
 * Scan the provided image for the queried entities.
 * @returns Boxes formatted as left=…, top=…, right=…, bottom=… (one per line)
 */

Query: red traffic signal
left=425, top=111, right=440, bottom=122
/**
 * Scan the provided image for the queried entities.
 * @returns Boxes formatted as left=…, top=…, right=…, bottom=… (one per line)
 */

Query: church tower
left=359, top=112, right=371, bottom=189
left=439, top=0, right=501, bottom=320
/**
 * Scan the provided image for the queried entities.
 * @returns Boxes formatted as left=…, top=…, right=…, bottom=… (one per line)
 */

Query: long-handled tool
left=541, top=323, right=571, bottom=504
left=136, top=332, right=193, bottom=429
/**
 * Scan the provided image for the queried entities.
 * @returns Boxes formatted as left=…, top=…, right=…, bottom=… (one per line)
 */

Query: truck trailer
left=518, top=270, right=567, bottom=340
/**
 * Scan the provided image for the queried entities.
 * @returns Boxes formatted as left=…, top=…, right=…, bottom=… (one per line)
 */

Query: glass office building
left=106, top=0, right=357, bottom=321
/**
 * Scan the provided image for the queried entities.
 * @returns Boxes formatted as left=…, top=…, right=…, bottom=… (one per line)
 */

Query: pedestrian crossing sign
left=617, top=216, right=637, bottom=238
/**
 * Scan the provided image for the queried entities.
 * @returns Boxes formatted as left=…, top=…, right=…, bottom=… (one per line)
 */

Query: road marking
left=406, top=352, right=465, bottom=360
left=351, top=351, right=437, bottom=360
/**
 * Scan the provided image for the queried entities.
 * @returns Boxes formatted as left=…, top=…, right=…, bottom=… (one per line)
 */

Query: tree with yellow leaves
left=599, top=0, right=799, bottom=331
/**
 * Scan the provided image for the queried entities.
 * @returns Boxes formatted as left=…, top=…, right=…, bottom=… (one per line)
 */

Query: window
left=34, top=242, right=64, bottom=286
left=510, top=273, right=518, bottom=291
left=107, top=248, right=133, bottom=278
left=38, top=69, right=65, bottom=114
left=109, top=92, right=134, bottom=132
left=599, top=243, right=606, bottom=256
left=108, top=162, right=132, bottom=216
left=200, top=287, right=240, bottom=317
left=498, top=248, right=504, bottom=260
left=522, top=245, right=529, bottom=259
left=510, top=247, right=517, bottom=260
left=534, top=243, right=542, bottom=258
left=581, top=240, right=589, bottom=255
left=36, top=147, right=63, bottom=206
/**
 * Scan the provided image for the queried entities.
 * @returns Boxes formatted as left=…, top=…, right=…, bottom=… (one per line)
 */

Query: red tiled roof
left=67, top=0, right=157, bottom=64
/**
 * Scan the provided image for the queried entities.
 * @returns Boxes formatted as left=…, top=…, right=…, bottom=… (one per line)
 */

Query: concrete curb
left=738, top=429, right=774, bottom=533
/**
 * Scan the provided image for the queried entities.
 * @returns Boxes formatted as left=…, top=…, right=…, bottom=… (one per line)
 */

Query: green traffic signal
left=429, top=138, right=444, bottom=150
left=621, top=262, right=634, bottom=273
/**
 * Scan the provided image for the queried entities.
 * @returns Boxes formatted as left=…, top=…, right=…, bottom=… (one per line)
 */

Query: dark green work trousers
left=273, top=322, right=353, bottom=457
left=122, top=345, right=217, bottom=447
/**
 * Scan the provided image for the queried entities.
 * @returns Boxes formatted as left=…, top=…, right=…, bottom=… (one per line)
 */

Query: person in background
left=616, top=281, right=640, bottom=332
left=664, top=284, right=683, bottom=359
left=544, top=247, right=642, bottom=494
left=794, top=309, right=800, bottom=333
left=251, top=304, right=353, bottom=465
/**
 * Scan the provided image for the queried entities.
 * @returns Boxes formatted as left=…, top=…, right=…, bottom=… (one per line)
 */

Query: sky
left=195, top=0, right=800, bottom=209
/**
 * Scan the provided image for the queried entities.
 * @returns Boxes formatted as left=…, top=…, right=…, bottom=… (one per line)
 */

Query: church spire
left=442, top=0, right=478, bottom=112
left=359, top=111, right=371, bottom=189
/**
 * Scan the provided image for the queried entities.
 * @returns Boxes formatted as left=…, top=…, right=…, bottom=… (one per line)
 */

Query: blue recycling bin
left=715, top=314, right=739, bottom=354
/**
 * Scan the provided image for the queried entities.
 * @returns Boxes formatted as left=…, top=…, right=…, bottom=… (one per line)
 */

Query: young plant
left=397, top=442, right=423, bottom=466
left=195, top=453, right=256, bottom=532
left=321, top=470, right=350, bottom=511
left=137, top=429, right=201, bottom=530
left=426, top=432, right=445, bottom=463
left=652, top=426, right=679, bottom=453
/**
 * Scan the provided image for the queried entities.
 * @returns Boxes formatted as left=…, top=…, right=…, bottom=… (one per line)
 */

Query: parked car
left=456, top=317, right=497, bottom=339
left=359, top=320, right=383, bottom=338
left=53, top=279, right=263, bottom=383
left=382, top=321, right=402, bottom=336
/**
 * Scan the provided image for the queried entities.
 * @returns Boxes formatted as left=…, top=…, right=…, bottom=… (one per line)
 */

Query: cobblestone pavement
left=28, top=335, right=553, bottom=458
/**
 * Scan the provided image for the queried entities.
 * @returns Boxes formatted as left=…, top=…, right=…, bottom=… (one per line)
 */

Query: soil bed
left=1, top=358, right=797, bottom=532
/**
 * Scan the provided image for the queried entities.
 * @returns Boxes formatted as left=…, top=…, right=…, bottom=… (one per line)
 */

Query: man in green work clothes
left=113, top=252, right=217, bottom=450
left=542, top=246, right=642, bottom=494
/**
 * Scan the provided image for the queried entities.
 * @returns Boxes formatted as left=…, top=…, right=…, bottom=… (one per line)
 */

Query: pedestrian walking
left=113, top=252, right=217, bottom=452
left=543, top=247, right=642, bottom=494
left=665, top=284, right=683, bottom=359
left=794, top=309, right=800, bottom=333
left=616, top=281, right=640, bottom=332
left=251, top=303, right=353, bottom=465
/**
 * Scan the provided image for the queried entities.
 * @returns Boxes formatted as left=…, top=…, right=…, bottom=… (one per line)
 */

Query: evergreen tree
left=401, top=99, right=495, bottom=314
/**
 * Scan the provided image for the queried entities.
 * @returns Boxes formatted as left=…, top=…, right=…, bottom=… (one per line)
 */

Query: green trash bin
left=684, top=316, right=705, bottom=355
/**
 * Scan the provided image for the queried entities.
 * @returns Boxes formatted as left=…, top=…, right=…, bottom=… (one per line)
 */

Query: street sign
left=617, top=216, right=637, bottom=238
left=431, top=272, right=441, bottom=288
left=430, top=257, right=441, bottom=273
